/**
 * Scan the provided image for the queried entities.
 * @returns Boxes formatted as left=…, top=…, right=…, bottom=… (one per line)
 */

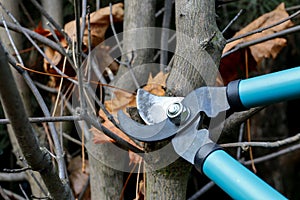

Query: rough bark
left=166, top=0, right=226, bottom=96
left=89, top=1, right=157, bottom=199
left=146, top=0, right=226, bottom=199
left=113, top=0, right=158, bottom=91
left=0, top=43, right=73, bottom=200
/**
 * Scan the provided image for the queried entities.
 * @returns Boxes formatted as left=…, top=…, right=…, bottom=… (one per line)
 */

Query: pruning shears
left=118, top=66, right=300, bottom=200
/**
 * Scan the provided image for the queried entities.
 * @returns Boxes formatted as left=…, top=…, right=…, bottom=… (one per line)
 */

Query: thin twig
left=63, top=132, right=82, bottom=146
left=0, top=10, right=69, bottom=180
left=3, top=167, right=32, bottom=173
left=29, top=0, right=72, bottom=45
left=222, top=9, right=243, bottom=34
left=0, top=41, right=73, bottom=199
left=0, top=172, right=27, bottom=182
left=19, top=184, right=30, bottom=200
left=222, top=25, right=300, bottom=58
left=187, top=181, right=215, bottom=200
left=221, top=133, right=300, bottom=148
left=0, top=20, right=67, bottom=56
left=109, top=2, right=123, bottom=55
left=243, top=143, right=300, bottom=165
left=0, top=187, right=26, bottom=200
left=226, top=9, right=300, bottom=44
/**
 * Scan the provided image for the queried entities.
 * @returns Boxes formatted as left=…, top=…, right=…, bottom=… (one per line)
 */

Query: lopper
left=118, top=66, right=300, bottom=200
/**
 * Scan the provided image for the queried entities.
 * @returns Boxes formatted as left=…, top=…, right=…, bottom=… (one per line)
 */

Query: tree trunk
left=146, top=0, right=226, bottom=199
left=113, top=0, right=158, bottom=90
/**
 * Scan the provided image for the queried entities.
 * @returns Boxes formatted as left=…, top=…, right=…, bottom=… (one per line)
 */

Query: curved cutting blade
left=117, top=110, right=179, bottom=141
left=137, top=89, right=183, bottom=125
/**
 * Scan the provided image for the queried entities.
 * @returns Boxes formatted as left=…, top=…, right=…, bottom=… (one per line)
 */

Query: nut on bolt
left=167, top=102, right=190, bottom=125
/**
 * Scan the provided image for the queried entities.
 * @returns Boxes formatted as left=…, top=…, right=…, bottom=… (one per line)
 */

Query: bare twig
left=109, top=3, right=123, bottom=55
left=19, top=184, right=30, bottom=200
left=222, top=9, right=243, bottom=34
left=243, top=143, right=300, bottom=165
left=221, top=107, right=264, bottom=138
left=0, top=116, right=81, bottom=125
left=0, top=172, right=27, bottom=182
left=0, top=186, right=26, bottom=200
left=221, top=133, right=300, bottom=148
left=29, top=0, right=72, bottom=45
left=0, top=12, right=69, bottom=180
left=223, top=25, right=300, bottom=58
left=3, top=167, right=31, bottom=173
left=227, top=9, right=300, bottom=44
left=62, top=132, right=82, bottom=146
left=0, top=42, right=73, bottom=200
left=187, top=181, right=215, bottom=200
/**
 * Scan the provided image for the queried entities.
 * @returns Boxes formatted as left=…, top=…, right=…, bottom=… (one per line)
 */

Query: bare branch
left=187, top=181, right=215, bottom=200
left=0, top=172, right=27, bottom=182
left=29, top=0, right=71, bottom=45
left=221, top=107, right=264, bottom=139
left=221, top=133, right=300, bottom=148
left=243, top=143, right=300, bottom=165
left=222, top=9, right=244, bottom=34
left=223, top=25, right=300, bottom=58
left=0, top=42, right=74, bottom=200
left=227, top=9, right=300, bottom=43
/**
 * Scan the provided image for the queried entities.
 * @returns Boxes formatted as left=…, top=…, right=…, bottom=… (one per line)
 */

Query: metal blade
left=172, top=126, right=211, bottom=164
left=137, top=89, right=183, bottom=125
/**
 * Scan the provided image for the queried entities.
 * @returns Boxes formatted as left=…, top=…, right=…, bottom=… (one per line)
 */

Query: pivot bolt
left=167, top=102, right=190, bottom=125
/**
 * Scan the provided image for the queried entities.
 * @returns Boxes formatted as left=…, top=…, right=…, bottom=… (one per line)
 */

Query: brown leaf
left=68, top=156, right=90, bottom=197
left=92, top=110, right=142, bottom=149
left=64, top=3, right=124, bottom=47
left=142, top=71, right=168, bottom=96
left=105, top=90, right=136, bottom=116
left=220, top=3, right=293, bottom=84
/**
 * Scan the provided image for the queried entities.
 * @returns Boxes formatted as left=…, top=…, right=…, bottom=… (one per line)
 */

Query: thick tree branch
left=0, top=42, right=73, bottom=200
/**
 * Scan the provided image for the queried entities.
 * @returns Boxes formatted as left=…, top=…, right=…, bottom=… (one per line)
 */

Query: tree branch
left=221, top=133, right=300, bottom=148
left=0, top=42, right=73, bottom=200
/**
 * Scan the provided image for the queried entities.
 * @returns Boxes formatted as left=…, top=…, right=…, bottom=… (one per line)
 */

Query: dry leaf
left=105, top=90, right=136, bottom=116
left=68, top=156, right=90, bottom=198
left=90, top=126, right=115, bottom=144
left=220, top=3, right=293, bottom=84
left=64, top=3, right=124, bottom=47
left=92, top=110, right=142, bottom=148
left=142, top=71, right=168, bottom=96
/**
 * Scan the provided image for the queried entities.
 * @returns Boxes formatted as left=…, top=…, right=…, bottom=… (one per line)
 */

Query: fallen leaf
left=142, top=71, right=168, bottom=96
left=220, top=3, right=293, bottom=84
left=105, top=90, right=136, bottom=116
left=92, top=110, right=142, bottom=148
left=64, top=3, right=124, bottom=47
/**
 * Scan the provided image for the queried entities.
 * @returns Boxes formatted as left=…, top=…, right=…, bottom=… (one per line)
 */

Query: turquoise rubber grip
left=239, top=66, right=300, bottom=108
left=202, top=150, right=287, bottom=200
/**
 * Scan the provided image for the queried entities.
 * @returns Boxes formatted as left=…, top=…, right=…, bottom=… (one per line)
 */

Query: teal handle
left=239, top=67, right=300, bottom=108
left=202, top=150, right=287, bottom=200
